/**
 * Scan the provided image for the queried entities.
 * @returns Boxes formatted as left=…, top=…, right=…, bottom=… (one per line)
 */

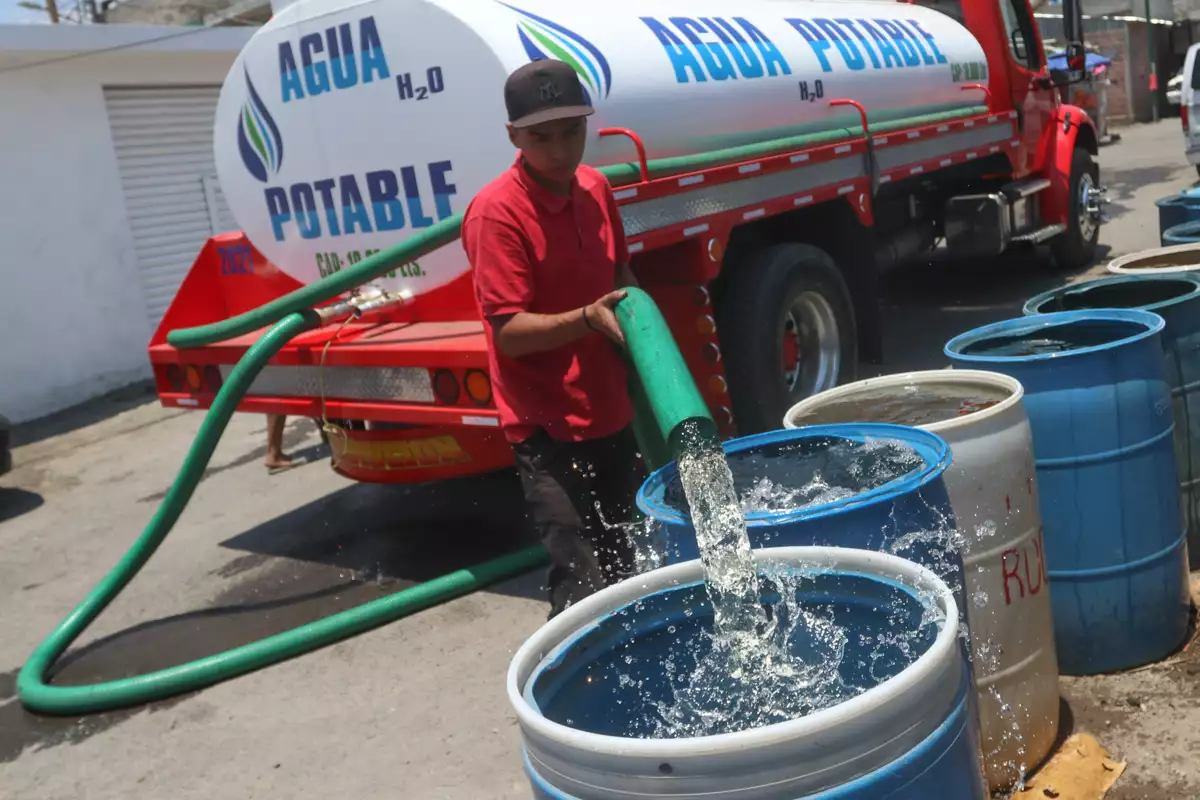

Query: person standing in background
left=264, top=413, right=295, bottom=473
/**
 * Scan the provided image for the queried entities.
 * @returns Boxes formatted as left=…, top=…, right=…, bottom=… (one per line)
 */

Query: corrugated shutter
left=104, top=85, right=233, bottom=328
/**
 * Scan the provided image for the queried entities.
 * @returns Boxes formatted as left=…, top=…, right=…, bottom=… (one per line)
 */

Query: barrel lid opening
left=507, top=546, right=962, bottom=780
left=787, top=379, right=1008, bottom=429
left=944, top=309, right=1165, bottom=363
left=637, top=424, right=951, bottom=527
left=1026, top=274, right=1200, bottom=316
left=525, top=570, right=934, bottom=739
left=1107, top=242, right=1200, bottom=274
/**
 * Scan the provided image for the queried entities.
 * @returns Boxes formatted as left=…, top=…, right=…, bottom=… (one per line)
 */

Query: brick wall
left=1087, top=28, right=1131, bottom=121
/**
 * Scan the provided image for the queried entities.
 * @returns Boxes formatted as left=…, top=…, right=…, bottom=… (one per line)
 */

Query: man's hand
left=586, top=290, right=628, bottom=346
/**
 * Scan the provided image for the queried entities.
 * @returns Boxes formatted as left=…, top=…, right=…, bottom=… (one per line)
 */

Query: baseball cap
left=504, top=59, right=595, bottom=128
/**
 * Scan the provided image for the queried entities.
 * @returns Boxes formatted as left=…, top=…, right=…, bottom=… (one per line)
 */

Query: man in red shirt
left=462, top=59, right=643, bottom=618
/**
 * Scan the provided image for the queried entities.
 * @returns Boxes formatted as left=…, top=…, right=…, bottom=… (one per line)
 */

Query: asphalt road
left=1, top=119, right=1198, bottom=800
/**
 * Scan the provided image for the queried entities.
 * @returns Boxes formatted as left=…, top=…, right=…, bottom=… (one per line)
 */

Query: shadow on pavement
left=0, top=488, right=45, bottom=523
left=0, top=471, right=546, bottom=763
left=871, top=244, right=1111, bottom=375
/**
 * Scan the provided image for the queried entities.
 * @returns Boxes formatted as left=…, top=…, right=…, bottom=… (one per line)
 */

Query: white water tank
left=212, top=0, right=988, bottom=295
left=784, top=370, right=1060, bottom=791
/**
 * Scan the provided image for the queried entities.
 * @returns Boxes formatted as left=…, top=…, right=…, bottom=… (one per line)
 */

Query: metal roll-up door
left=104, top=85, right=237, bottom=329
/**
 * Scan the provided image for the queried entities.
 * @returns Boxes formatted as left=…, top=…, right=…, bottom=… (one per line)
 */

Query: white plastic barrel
left=507, top=546, right=986, bottom=799
left=1107, top=242, right=1200, bottom=275
left=784, top=370, right=1059, bottom=790
left=213, top=0, right=988, bottom=294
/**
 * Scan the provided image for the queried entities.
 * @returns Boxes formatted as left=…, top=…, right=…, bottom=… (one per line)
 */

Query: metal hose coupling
left=314, top=288, right=414, bottom=325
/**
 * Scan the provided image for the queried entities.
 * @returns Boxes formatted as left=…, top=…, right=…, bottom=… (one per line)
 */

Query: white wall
left=0, top=32, right=247, bottom=424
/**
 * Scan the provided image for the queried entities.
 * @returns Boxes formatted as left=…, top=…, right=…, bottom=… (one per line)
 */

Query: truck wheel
left=1050, top=148, right=1101, bottom=270
left=716, top=243, right=857, bottom=435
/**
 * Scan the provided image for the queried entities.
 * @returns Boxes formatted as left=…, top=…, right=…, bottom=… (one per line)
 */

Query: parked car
left=1168, top=69, right=1184, bottom=109
left=0, top=413, right=10, bottom=476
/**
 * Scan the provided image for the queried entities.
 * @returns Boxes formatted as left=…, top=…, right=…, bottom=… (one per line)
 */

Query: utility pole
left=1146, top=0, right=1158, bottom=122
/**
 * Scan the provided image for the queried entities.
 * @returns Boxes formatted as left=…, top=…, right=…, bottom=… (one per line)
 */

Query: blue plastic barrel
left=1164, top=219, right=1200, bottom=246
left=945, top=309, right=1190, bottom=675
left=508, top=546, right=989, bottom=799
left=636, top=424, right=962, bottom=604
left=1023, top=273, right=1200, bottom=570
left=1156, top=189, right=1200, bottom=244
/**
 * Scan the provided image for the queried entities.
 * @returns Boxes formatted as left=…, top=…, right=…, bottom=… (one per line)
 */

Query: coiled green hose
left=17, top=310, right=547, bottom=714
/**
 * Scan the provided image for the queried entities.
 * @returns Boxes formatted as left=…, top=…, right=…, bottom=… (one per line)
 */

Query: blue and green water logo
left=238, top=68, right=284, bottom=183
left=500, top=3, right=612, bottom=106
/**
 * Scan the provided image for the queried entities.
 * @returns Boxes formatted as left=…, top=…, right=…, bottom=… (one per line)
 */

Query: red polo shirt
left=462, top=156, right=634, bottom=444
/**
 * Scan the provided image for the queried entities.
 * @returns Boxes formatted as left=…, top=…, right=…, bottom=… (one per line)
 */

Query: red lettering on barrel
left=1024, top=539, right=1043, bottom=596
left=1001, top=548, right=1025, bottom=605
left=1035, top=528, right=1048, bottom=585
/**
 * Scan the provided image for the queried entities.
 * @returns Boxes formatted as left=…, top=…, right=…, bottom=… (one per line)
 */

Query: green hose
left=617, top=288, right=716, bottom=473
left=17, top=310, right=547, bottom=715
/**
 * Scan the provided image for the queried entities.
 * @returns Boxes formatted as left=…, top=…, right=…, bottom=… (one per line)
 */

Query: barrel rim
left=943, top=308, right=1166, bottom=363
left=1022, top=272, right=1200, bottom=317
left=1107, top=242, right=1200, bottom=275
left=781, top=369, right=1024, bottom=436
left=635, top=423, right=952, bottom=528
left=506, top=546, right=960, bottom=759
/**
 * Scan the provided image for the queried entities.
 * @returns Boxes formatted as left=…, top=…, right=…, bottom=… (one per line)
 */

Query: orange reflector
left=464, top=370, right=492, bottom=406
left=433, top=369, right=460, bottom=404
left=696, top=315, right=717, bottom=336
left=184, top=365, right=203, bottom=392
left=707, top=375, right=728, bottom=395
left=702, top=342, right=722, bottom=364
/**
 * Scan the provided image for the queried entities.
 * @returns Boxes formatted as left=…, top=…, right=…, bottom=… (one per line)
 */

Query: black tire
left=715, top=243, right=857, bottom=435
left=1049, top=148, right=1100, bottom=270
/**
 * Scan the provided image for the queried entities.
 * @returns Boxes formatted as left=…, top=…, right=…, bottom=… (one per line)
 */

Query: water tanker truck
left=149, top=0, right=1103, bottom=484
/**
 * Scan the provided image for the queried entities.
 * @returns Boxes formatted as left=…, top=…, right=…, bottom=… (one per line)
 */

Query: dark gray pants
left=511, top=426, right=645, bottom=618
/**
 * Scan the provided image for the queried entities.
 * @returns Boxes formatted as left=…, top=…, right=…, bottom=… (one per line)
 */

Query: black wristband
left=582, top=305, right=595, bottom=331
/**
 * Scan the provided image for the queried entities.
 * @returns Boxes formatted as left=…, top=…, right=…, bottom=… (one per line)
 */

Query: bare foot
left=265, top=454, right=297, bottom=473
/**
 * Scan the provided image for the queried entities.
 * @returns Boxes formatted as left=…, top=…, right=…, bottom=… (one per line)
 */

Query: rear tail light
left=1184, top=105, right=1189, bottom=132
left=432, top=369, right=461, bottom=404
left=463, top=369, right=493, bottom=406
left=203, top=365, right=223, bottom=393
left=165, top=364, right=184, bottom=391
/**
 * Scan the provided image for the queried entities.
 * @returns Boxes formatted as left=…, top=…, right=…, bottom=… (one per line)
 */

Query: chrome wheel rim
left=781, top=291, right=841, bottom=398
left=1078, top=172, right=1100, bottom=242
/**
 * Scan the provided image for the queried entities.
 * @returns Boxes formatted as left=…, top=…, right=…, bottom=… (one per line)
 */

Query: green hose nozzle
left=616, top=288, right=717, bottom=473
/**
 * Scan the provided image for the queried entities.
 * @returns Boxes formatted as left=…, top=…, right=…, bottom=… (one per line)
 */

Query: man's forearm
left=494, top=308, right=591, bottom=358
